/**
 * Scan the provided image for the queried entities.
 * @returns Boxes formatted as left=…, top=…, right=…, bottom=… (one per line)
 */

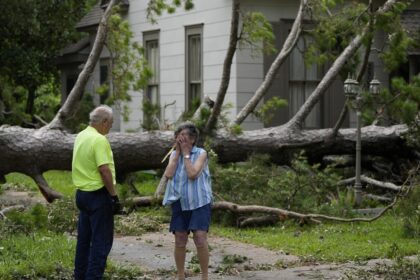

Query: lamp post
left=343, top=74, right=380, bottom=206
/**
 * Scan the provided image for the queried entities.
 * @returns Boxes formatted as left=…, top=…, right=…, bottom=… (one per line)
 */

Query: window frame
left=185, top=24, right=203, bottom=111
left=143, top=30, right=161, bottom=117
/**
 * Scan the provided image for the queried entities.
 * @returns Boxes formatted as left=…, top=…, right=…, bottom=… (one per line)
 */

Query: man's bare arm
left=99, top=164, right=116, bottom=196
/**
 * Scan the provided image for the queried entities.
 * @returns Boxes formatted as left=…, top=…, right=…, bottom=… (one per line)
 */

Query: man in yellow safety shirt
left=72, top=105, right=120, bottom=280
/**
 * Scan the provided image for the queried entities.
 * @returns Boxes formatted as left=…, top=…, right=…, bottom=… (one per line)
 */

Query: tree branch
left=233, top=0, right=307, bottom=126
left=203, top=0, right=240, bottom=135
left=192, top=95, right=215, bottom=121
left=129, top=195, right=399, bottom=224
left=31, top=172, right=63, bottom=203
left=46, top=0, right=117, bottom=130
left=154, top=175, right=168, bottom=198
left=339, top=175, right=402, bottom=192
left=364, top=193, right=392, bottom=202
left=0, top=205, right=25, bottom=219
left=288, top=0, right=399, bottom=130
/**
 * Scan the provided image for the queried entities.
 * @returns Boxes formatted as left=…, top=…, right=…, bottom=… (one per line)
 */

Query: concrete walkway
left=109, top=230, right=395, bottom=280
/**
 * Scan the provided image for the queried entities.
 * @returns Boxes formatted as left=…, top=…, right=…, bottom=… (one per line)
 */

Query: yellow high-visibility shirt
left=72, top=126, right=115, bottom=191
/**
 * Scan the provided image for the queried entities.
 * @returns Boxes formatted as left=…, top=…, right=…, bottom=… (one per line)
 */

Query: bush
left=396, top=183, right=420, bottom=238
left=47, top=197, right=78, bottom=234
left=212, top=153, right=343, bottom=213
left=0, top=204, right=48, bottom=235
left=0, top=198, right=78, bottom=237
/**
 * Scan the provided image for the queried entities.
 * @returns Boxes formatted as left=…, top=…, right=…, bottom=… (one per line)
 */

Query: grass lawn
left=5, top=171, right=75, bottom=197
left=0, top=232, right=75, bottom=280
left=2, top=171, right=419, bottom=265
left=212, top=214, right=420, bottom=262
left=4, top=170, right=159, bottom=198
left=0, top=231, right=145, bottom=280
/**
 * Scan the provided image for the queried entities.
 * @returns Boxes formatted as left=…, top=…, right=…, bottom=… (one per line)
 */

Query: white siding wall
left=119, top=0, right=235, bottom=132
left=236, top=0, right=300, bottom=130
left=73, top=0, right=420, bottom=132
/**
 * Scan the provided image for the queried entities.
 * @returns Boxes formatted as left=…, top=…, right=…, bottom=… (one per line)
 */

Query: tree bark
left=233, top=0, right=307, bottom=126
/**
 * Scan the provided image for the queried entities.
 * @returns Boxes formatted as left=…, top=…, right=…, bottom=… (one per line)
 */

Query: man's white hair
left=89, top=105, right=113, bottom=125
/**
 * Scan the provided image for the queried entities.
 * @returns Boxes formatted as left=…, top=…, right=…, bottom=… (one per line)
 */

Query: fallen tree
left=0, top=0, right=418, bottom=211
left=0, top=123, right=412, bottom=202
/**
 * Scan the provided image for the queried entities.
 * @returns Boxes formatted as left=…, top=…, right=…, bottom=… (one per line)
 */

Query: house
left=57, top=0, right=420, bottom=132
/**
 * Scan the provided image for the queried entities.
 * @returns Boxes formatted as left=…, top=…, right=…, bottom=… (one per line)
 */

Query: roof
left=101, top=0, right=129, bottom=8
left=60, top=36, right=90, bottom=56
left=56, top=36, right=91, bottom=65
left=401, top=9, right=420, bottom=54
left=76, top=2, right=103, bottom=31
left=76, top=0, right=130, bottom=31
left=401, top=10, right=420, bottom=36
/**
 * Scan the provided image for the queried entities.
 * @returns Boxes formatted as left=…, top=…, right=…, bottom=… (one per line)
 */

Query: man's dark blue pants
left=74, top=188, right=114, bottom=280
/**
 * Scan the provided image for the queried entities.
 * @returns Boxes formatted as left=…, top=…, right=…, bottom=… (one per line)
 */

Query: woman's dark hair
left=174, top=122, right=199, bottom=145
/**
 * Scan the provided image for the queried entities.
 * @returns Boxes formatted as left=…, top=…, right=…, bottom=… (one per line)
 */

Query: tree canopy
left=0, top=0, right=95, bottom=126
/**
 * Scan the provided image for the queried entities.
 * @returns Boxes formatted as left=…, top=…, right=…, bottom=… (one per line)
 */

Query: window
left=143, top=31, right=160, bottom=128
left=99, top=62, right=109, bottom=104
left=66, top=75, right=77, bottom=97
left=144, top=31, right=160, bottom=107
left=186, top=25, right=203, bottom=111
left=289, top=36, right=321, bottom=128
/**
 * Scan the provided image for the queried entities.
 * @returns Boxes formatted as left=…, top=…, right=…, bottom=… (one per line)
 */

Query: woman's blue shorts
left=169, top=200, right=211, bottom=233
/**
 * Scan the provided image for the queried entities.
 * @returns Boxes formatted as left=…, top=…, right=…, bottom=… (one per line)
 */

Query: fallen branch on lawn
left=211, top=198, right=399, bottom=224
left=364, top=193, right=392, bottom=202
left=339, top=175, right=402, bottom=191
left=0, top=205, right=25, bottom=219
left=129, top=195, right=399, bottom=224
left=236, top=215, right=279, bottom=227
left=154, top=176, right=168, bottom=198
left=213, top=166, right=417, bottom=225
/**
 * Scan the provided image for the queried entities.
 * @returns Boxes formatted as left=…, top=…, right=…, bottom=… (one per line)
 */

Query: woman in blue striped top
left=163, top=122, right=213, bottom=280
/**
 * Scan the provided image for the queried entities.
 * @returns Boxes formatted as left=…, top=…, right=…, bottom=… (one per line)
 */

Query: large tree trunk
left=0, top=123, right=412, bottom=201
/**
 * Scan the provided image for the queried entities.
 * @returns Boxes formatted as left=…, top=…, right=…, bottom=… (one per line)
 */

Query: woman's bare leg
left=174, top=231, right=188, bottom=279
left=193, top=230, right=209, bottom=280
